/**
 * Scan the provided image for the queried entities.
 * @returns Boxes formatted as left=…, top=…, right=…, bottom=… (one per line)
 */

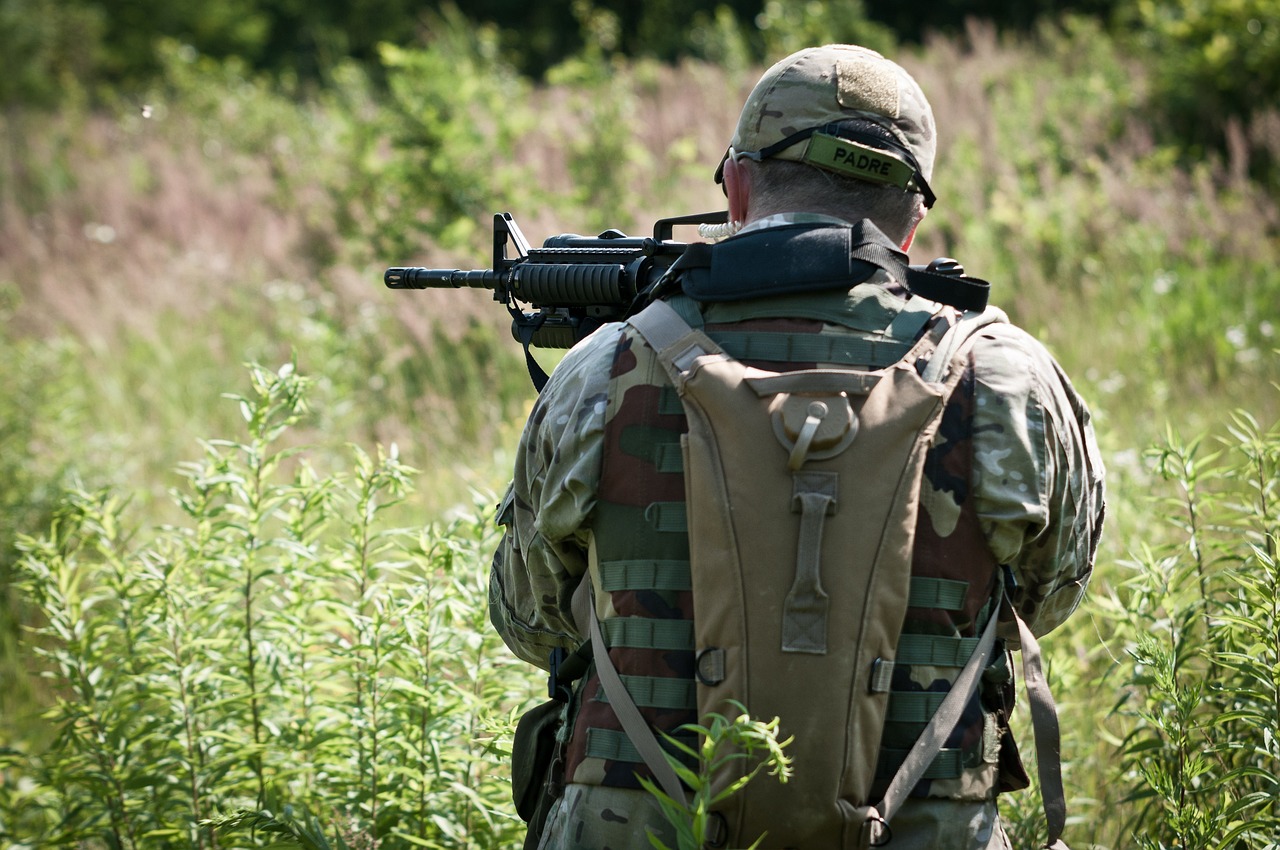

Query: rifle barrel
left=385, top=262, right=633, bottom=308
left=384, top=268, right=502, bottom=289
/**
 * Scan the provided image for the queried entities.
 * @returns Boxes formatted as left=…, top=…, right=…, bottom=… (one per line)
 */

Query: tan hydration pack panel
left=624, top=297, right=1006, bottom=850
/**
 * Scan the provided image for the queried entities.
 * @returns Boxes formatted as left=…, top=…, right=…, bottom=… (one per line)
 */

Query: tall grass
left=3, top=363, right=539, bottom=848
left=1096, top=414, right=1280, bottom=848
left=2, top=14, right=1279, bottom=848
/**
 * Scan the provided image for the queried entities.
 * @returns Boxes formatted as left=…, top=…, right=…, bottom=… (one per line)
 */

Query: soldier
left=491, top=44, right=1105, bottom=850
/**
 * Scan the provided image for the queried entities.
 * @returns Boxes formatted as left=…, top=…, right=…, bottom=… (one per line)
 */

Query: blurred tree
left=252, top=0, right=423, bottom=83
left=22, top=0, right=1278, bottom=149
left=3, top=0, right=426, bottom=101
left=861, top=0, right=1121, bottom=40
left=1120, top=0, right=1280, bottom=174
left=0, top=0, right=105, bottom=106
left=3, top=0, right=1136, bottom=105
left=75, top=0, right=273, bottom=91
left=754, top=0, right=897, bottom=60
left=460, top=0, right=760, bottom=76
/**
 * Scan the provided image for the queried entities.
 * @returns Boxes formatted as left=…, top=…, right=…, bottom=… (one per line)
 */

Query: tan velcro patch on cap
left=836, top=56, right=899, bottom=118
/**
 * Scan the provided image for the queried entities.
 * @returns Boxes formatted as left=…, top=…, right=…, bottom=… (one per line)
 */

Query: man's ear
left=722, top=156, right=751, bottom=224
left=901, top=205, right=927, bottom=252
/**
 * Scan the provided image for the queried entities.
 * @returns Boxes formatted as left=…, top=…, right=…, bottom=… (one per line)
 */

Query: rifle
left=385, top=211, right=986, bottom=391
left=385, top=211, right=728, bottom=390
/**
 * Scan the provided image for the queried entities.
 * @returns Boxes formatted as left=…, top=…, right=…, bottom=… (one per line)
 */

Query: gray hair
left=744, top=158, right=926, bottom=245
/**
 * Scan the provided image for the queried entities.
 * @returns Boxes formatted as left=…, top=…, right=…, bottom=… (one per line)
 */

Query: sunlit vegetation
left=2, top=2, right=1277, bottom=846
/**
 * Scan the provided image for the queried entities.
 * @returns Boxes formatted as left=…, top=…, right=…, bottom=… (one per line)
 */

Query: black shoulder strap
left=656, top=224, right=991, bottom=313
left=850, top=242, right=991, bottom=312
left=639, top=241, right=714, bottom=306
left=904, top=264, right=990, bottom=312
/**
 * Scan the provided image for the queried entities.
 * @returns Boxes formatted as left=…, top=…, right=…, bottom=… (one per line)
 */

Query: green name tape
left=803, top=133, right=917, bottom=191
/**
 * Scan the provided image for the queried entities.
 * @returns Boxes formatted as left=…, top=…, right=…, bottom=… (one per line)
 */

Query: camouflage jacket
left=491, top=214, right=1106, bottom=672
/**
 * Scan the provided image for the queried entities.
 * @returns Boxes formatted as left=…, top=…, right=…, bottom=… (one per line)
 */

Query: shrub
left=1, top=362, right=539, bottom=849
left=1120, top=0, right=1280, bottom=177
left=1102, top=410, right=1280, bottom=847
left=327, top=4, right=533, bottom=259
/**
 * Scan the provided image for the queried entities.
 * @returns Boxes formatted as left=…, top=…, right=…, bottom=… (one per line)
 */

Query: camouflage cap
left=717, top=44, right=938, bottom=206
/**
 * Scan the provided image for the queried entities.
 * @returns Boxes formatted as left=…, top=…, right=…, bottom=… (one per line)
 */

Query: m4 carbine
left=385, top=211, right=983, bottom=391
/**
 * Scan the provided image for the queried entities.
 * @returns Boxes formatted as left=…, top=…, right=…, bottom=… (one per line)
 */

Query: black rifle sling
left=513, top=312, right=552, bottom=393
left=670, top=222, right=989, bottom=312
left=848, top=241, right=990, bottom=313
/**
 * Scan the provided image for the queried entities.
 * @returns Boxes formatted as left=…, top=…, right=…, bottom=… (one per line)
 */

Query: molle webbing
left=876, top=333, right=1010, bottom=805
left=908, top=577, right=968, bottom=610
left=620, top=426, right=685, bottom=473
left=877, top=573, right=993, bottom=785
left=878, top=747, right=965, bottom=780
left=597, top=559, right=691, bottom=592
left=594, top=675, right=697, bottom=710
left=562, top=335, right=696, bottom=791
left=711, top=331, right=913, bottom=368
left=887, top=691, right=952, bottom=724
left=584, top=728, right=697, bottom=765
left=601, top=618, right=696, bottom=651
left=658, top=386, right=684, bottom=415
left=895, top=634, right=983, bottom=667
left=644, top=503, right=687, bottom=533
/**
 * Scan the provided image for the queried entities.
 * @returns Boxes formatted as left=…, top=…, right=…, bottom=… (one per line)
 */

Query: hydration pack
left=569, top=225, right=1071, bottom=849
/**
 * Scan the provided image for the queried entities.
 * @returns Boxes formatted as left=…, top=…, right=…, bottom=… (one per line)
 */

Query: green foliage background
left=1, top=1, right=1278, bottom=847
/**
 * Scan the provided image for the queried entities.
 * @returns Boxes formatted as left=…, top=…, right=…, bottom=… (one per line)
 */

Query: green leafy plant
left=4, top=362, right=539, bottom=849
left=640, top=701, right=793, bottom=850
left=326, top=3, right=533, bottom=258
left=1106, top=410, right=1280, bottom=848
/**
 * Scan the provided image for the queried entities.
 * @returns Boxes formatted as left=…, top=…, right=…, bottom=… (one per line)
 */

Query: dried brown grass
left=1, top=110, right=301, bottom=340
left=2, top=28, right=1276, bottom=432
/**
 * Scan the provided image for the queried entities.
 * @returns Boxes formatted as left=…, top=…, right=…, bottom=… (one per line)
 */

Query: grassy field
left=2, top=16, right=1278, bottom=849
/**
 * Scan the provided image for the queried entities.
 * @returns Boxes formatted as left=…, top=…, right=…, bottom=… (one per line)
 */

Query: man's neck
left=738, top=211, right=854, bottom=235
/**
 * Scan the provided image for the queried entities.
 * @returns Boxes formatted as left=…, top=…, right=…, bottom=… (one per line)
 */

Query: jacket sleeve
left=488, top=325, right=623, bottom=669
left=969, top=325, right=1107, bottom=637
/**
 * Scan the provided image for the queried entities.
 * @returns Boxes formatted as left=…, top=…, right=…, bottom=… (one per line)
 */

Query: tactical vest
left=561, top=291, right=1022, bottom=826
left=561, top=326, right=700, bottom=788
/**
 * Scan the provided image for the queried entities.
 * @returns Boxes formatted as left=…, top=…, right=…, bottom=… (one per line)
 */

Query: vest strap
left=710, top=331, right=912, bottom=368
left=1009, top=598, right=1069, bottom=848
left=920, top=306, right=1010, bottom=384
left=597, top=559, right=691, bottom=592
left=896, top=633, right=983, bottom=667
left=584, top=728, right=698, bottom=766
left=627, top=299, right=723, bottom=388
left=587, top=586, right=689, bottom=805
left=601, top=617, right=695, bottom=651
left=884, top=298, right=941, bottom=343
left=908, top=577, right=969, bottom=611
left=594, top=674, right=697, bottom=710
